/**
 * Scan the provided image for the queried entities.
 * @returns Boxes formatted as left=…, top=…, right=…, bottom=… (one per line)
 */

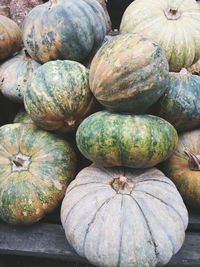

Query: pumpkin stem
left=10, top=153, right=31, bottom=172
left=111, top=176, right=134, bottom=194
left=23, top=48, right=31, bottom=59
left=164, top=8, right=181, bottom=20
left=184, top=149, right=200, bottom=171
left=13, top=157, right=25, bottom=167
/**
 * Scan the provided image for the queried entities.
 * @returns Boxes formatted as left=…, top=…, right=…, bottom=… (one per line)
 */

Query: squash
left=164, top=129, right=200, bottom=207
left=97, top=0, right=112, bottom=33
left=0, top=15, right=22, bottom=62
left=0, top=6, right=10, bottom=17
left=22, top=0, right=107, bottom=63
left=61, top=164, right=188, bottom=267
left=24, top=60, right=95, bottom=133
left=0, top=49, right=41, bottom=103
left=188, top=59, right=200, bottom=75
left=13, top=109, right=33, bottom=124
left=120, top=0, right=200, bottom=72
left=0, top=123, right=76, bottom=224
left=154, top=68, right=200, bottom=132
left=76, top=111, right=178, bottom=168
left=89, top=33, right=169, bottom=112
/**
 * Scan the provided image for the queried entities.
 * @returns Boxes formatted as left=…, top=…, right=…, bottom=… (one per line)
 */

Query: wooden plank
left=0, top=222, right=200, bottom=266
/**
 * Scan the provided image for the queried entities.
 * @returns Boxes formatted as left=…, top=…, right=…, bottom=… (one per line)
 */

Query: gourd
left=24, top=60, right=95, bottom=133
left=22, top=0, right=107, bottom=63
left=76, top=111, right=178, bottom=168
left=154, top=68, right=200, bottom=132
left=120, top=0, right=200, bottom=72
left=89, top=33, right=169, bottom=112
left=61, top=164, right=188, bottom=267
left=0, top=123, right=76, bottom=224
left=0, top=15, right=22, bottom=62
left=13, top=109, right=33, bottom=124
left=0, top=49, right=41, bottom=103
left=164, top=129, right=200, bottom=207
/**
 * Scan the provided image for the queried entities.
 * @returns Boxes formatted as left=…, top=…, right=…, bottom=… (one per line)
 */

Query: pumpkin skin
left=164, top=129, right=200, bottom=207
left=154, top=68, right=200, bottom=132
left=13, top=109, right=33, bottom=124
left=89, top=34, right=169, bottom=113
left=188, top=59, right=200, bottom=75
left=76, top=111, right=178, bottom=168
left=0, top=123, right=76, bottom=224
left=0, top=15, right=22, bottom=62
left=61, top=164, right=188, bottom=267
left=22, top=0, right=107, bottom=63
left=24, top=60, right=95, bottom=133
left=0, top=49, right=41, bottom=103
left=0, top=6, right=10, bottom=17
left=120, top=0, right=200, bottom=72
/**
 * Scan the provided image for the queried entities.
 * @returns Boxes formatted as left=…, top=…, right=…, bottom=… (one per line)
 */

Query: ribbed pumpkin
left=24, top=60, right=95, bottom=133
left=0, top=49, right=41, bottom=103
left=89, top=33, right=169, bottom=112
left=164, top=129, right=200, bottom=207
left=61, top=164, right=188, bottom=267
left=154, top=68, right=200, bottom=132
left=120, top=0, right=200, bottom=72
left=0, top=123, right=76, bottom=224
left=0, top=15, right=22, bottom=62
left=22, top=0, right=107, bottom=63
left=76, top=111, right=178, bottom=168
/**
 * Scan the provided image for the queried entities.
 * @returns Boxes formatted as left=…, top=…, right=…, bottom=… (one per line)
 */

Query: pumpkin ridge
left=135, top=179, right=174, bottom=187
left=116, top=195, right=125, bottom=267
left=66, top=182, right=108, bottom=195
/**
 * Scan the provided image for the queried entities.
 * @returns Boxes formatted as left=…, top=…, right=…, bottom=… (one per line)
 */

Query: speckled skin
left=61, top=164, right=188, bottom=267
left=164, top=129, right=200, bottom=207
left=155, top=69, right=200, bottom=132
left=24, top=60, right=95, bottom=133
left=120, top=0, right=200, bottom=72
left=0, top=49, right=41, bottom=103
left=0, top=123, right=76, bottom=224
left=0, top=15, right=22, bottom=62
left=76, top=111, right=178, bottom=168
left=89, top=34, right=169, bottom=113
left=22, top=0, right=107, bottom=63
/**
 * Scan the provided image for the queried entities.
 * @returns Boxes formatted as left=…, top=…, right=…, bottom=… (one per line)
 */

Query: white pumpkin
left=61, top=164, right=188, bottom=267
left=120, top=0, right=200, bottom=72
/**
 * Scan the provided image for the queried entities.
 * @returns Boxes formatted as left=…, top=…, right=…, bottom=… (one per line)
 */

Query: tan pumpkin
left=120, top=0, right=200, bottom=72
left=61, top=164, right=188, bottom=267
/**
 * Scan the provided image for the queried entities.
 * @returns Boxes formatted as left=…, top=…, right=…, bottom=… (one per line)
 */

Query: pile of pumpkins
left=0, top=0, right=200, bottom=266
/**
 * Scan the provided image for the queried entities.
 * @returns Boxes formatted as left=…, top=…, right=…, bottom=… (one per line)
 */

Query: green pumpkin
left=13, top=109, right=33, bottom=124
left=0, top=123, right=76, bottom=224
left=24, top=60, right=95, bottom=133
left=154, top=69, right=200, bottom=132
left=76, top=111, right=178, bottom=168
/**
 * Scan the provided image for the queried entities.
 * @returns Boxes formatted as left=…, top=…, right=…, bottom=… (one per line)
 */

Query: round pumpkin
left=89, top=33, right=169, bottom=112
left=24, top=60, right=95, bottom=133
left=61, top=164, right=188, bottom=267
left=0, top=15, right=22, bottom=62
left=22, top=0, right=107, bottom=63
left=0, top=123, right=76, bottom=224
left=154, top=68, right=200, bottom=132
left=76, top=111, right=178, bottom=168
left=0, top=49, right=41, bottom=103
left=13, top=109, right=33, bottom=124
left=120, top=0, right=200, bottom=72
left=164, top=129, right=200, bottom=207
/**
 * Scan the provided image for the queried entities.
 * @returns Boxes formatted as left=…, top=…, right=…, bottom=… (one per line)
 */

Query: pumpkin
left=164, top=129, right=200, bottom=207
left=97, top=0, right=112, bottom=33
left=0, top=123, right=76, bottom=224
left=0, top=49, right=41, bottom=103
left=0, top=6, right=10, bottom=17
left=22, top=0, right=107, bottom=63
left=10, top=0, right=43, bottom=28
left=61, top=164, right=188, bottom=267
left=120, top=0, right=200, bottom=72
left=13, top=109, right=33, bottom=124
left=0, top=15, right=22, bottom=62
left=154, top=68, right=200, bottom=132
left=89, top=33, right=169, bottom=112
left=188, top=59, right=200, bottom=75
left=24, top=60, right=95, bottom=133
left=76, top=111, right=178, bottom=168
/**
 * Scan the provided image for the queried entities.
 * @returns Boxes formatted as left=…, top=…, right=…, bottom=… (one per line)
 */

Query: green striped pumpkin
left=76, top=111, right=178, bottom=168
left=0, top=123, right=76, bottom=224
left=24, top=60, right=95, bottom=133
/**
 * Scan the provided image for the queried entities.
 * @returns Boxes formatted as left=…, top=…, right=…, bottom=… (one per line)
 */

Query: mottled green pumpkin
left=89, top=33, right=169, bottom=112
left=154, top=69, right=200, bottom=132
left=24, top=60, right=94, bottom=133
left=164, top=129, right=200, bottom=207
left=22, top=0, right=107, bottom=63
left=0, top=123, right=76, bottom=224
left=76, top=111, right=178, bottom=168
left=0, top=49, right=41, bottom=103
left=13, top=109, right=33, bottom=124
